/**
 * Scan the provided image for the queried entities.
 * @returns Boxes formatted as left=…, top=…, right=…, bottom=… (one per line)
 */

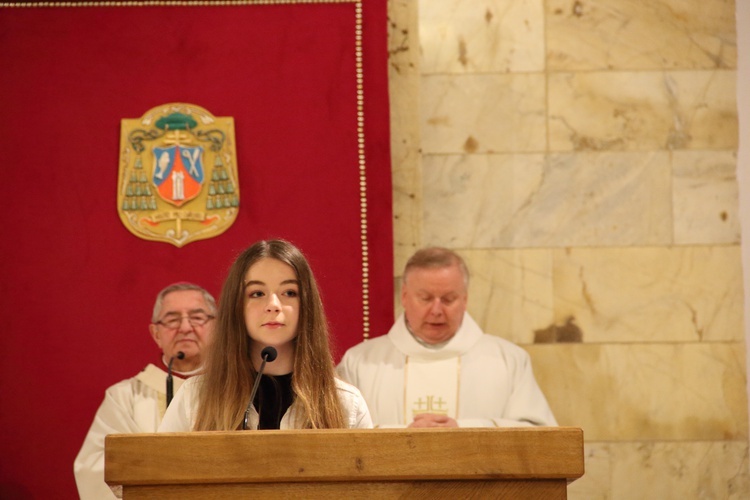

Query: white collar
left=387, top=312, right=483, bottom=360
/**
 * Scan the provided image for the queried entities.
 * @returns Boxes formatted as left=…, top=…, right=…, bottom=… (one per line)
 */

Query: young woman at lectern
left=159, top=239, right=372, bottom=431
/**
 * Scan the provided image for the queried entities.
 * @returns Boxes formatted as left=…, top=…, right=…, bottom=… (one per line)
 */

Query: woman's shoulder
left=183, top=374, right=204, bottom=386
left=177, top=374, right=204, bottom=397
left=333, top=376, right=373, bottom=428
left=334, top=376, right=360, bottom=392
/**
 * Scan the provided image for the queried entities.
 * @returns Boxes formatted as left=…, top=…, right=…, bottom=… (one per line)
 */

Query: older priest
left=73, top=283, right=216, bottom=499
left=338, top=247, right=556, bottom=428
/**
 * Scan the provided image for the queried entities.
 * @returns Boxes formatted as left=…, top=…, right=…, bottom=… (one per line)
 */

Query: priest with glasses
left=73, top=282, right=216, bottom=499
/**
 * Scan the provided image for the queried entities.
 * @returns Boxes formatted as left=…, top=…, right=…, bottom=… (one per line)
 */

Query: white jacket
left=158, top=375, right=373, bottom=431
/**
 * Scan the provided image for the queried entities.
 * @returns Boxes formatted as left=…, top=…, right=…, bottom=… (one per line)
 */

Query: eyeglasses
left=154, top=313, right=215, bottom=330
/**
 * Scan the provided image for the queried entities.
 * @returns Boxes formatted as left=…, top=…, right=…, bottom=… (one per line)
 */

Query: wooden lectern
left=106, top=427, right=584, bottom=499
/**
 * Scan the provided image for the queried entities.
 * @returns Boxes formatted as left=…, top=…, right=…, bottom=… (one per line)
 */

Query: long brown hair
left=193, top=239, right=345, bottom=430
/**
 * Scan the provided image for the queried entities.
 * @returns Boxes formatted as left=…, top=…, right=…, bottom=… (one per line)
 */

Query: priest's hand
left=408, top=413, right=458, bottom=428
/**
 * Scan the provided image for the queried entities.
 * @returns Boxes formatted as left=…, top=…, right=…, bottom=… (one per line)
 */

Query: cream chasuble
left=404, top=356, right=460, bottom=421
left=134, top=363, right=186, bottom=420
left=338, top=312, right=558, bottom=429
left=75, top=363, right=194, bottom=500
left=389, top=314, right=483, bottom=423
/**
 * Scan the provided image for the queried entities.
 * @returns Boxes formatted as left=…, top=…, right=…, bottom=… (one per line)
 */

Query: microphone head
left=261, top=346, right=278, bottom=362
left=168, top=351, right=185, bottom=373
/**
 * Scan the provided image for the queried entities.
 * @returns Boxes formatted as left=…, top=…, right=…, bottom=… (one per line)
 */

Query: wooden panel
left=106, top=427, right=584, bottom=485
left=123, top=479, right=568, bottom=500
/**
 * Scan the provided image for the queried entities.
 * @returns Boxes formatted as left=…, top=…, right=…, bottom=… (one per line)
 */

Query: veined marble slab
left=548, top=70, right=738, bottom=151
left=419, top=0, right=544, bottom=73
left=567, top=441, right=749, bottom=500
left=461, top=248, right=554, bottom=344
left=527, top=342, right=748, bottom=441
left=673, top=150, right=740, bottom=245
left=421, top=73, right=546, bottom=154
left=389, top=0, right=424, bottom=271
left=546, top=0, right=737, bottom=71
left=423, top=152, right=672, bottom=248
left=552, top=245, right=744, bottom=342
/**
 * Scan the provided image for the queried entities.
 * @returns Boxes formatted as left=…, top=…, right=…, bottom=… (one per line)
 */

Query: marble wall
left=387, top=0, right=747, bottom=498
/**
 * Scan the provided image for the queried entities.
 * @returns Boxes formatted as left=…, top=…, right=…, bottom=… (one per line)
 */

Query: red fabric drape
left=0, top=2, right=392, bottom=497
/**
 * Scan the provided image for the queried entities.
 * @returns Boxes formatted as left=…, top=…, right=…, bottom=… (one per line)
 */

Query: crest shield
left=118, top=103, right=239, bottom=247
left=152, top=145, right=204, bottom=206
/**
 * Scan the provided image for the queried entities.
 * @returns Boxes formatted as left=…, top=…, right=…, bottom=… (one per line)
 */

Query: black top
left=253, top=373, right=294, bottom=430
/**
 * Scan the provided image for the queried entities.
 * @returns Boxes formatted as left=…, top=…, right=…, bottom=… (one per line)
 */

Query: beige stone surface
left=387, top=0, right=747, bottom=496
left=567, top=441, right=750, bottom=500
left=419, top=0, right=544, bottom=73
left=552, top=246, right=744, bottom=342
left=547, top=0, right=737, bottom=71
left=527, top=343, right=748, bottom=441
left=420, top=73, right=546, bottom=154
left=609, top=441, right=749, bottom=500
left=422, top=152, right=672, bottom=248
left=548, top=70, right=738, bottom=151
left=673, top=150, right=741, bottom=245
left=388, top=0, right=424, bottom=271
left=461, top=249, right=554, bottom=344
left=566, top=443, right=611, bottom=499
left=421, top=153, right=545, bottom=247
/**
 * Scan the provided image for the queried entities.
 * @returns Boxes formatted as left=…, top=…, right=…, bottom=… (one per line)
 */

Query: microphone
left=166, top=351, right=185, bottom=407
left=242, top=346, right=278, bottom=430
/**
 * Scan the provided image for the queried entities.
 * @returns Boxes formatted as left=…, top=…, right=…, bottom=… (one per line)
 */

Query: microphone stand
left=243, top=346, right=278, bottom=430
left=166, top=351, right=185, bottom=407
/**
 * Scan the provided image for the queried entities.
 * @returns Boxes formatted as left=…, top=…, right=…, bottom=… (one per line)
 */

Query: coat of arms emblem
left=118, top=103, right=239, bottom=247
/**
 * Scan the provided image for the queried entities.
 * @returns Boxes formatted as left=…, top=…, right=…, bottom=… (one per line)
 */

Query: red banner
left=0, top=2, right=392, bottom=497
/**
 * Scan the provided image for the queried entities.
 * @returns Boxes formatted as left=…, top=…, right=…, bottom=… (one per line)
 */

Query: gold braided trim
left=1, top=1, right=356, bottom=7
